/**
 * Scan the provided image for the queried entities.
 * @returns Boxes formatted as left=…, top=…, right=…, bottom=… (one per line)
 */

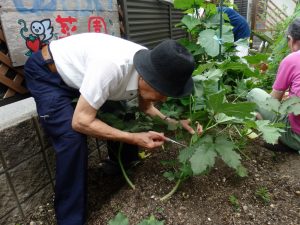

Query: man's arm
left=138, top=97, right=200, bottom=135
left=72, top=95, right=165, bottom=149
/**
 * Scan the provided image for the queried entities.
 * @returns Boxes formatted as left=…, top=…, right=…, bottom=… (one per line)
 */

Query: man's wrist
left=163, top=116, right=170, bottom=121
left=163, top=116, right=178, bottom=124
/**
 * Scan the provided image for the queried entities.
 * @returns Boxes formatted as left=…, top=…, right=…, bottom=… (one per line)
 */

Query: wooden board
left=0, top=0, right=120, bottom=67
left=0, top=0, right=117, bottom=12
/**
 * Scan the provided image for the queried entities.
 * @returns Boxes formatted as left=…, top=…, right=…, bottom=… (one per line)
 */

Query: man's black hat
left=133, top=40, right=195, bottom=97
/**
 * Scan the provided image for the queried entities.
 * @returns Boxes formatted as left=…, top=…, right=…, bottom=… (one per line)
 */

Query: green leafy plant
left=229, top=195, right=240, bottom=211
left=100, top=0, right=290, bottom=200
left=108, top=212, right=164, bottom=225
left=255, top=187, right=271, bottom=204
left=108, top=212, right=129, bottom=225
left=98, top=0, right=299, bottom=201
left=157, top=0, right=289, bottom=200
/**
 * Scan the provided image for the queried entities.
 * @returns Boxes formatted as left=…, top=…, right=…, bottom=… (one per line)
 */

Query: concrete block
left=21, top=184, right=54, bottom=219
left=0, top=97, right=37, bottom=131
left=0, top=119, right=41, bottom=169
left=0, top=207, right=21, bottom=225
left=9, top=153, right=52, bottom=203
left=0, top=174, right=18, bottom=218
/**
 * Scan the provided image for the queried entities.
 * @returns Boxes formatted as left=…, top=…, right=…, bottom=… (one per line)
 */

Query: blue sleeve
left=218, top=7, right=251, bottom=41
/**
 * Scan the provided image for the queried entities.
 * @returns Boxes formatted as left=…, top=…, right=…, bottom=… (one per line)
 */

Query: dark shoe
left=99, top=159, right=141, bottom=176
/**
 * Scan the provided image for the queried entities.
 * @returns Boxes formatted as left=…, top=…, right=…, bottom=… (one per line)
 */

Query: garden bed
left=25, top=139, right=300, bottom=225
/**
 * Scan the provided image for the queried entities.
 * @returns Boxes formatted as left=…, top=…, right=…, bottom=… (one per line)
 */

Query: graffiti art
left=18, top=19, right=54, bottom=56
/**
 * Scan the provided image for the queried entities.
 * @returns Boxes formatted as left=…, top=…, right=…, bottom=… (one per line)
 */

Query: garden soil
left=25, top=139, right=299, bottom=225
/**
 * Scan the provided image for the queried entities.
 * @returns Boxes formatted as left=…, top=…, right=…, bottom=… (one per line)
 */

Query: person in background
left=247, top=18, right=300, bottom=153
left=24, top=33, right=200, bottom=225
left=201, top=1, right=251, bottom=56
left=218, top=6, right=251, bottom=57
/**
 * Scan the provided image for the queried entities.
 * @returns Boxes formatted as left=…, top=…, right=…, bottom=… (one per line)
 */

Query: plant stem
left=189, top=95, right=192, bottom=118
left=160, top=178, right=182, bottom=201
left=205, top=122, right=219, bottom=132
left=233, top=125, right=242, bottom=137
left=118, top=144, right=135, bottom=190
left=204, top=118, right=213, bottom=131
left=191, top=95, right=196, bottom=113
left=229, top=134, right=251, bottom=160
left=233, top=90, right=247, bottom=103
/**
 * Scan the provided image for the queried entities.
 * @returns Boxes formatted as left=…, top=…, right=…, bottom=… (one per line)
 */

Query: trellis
left=0, top=22, right=28, bottom=101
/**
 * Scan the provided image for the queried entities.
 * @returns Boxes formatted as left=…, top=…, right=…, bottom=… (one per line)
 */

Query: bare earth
left=25, top=139, right=300, bottom=225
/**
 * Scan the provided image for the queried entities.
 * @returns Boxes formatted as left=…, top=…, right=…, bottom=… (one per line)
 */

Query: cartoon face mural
left=18, top=19, right=54, bottom=56
left=31, top=21, right=45, bottom=35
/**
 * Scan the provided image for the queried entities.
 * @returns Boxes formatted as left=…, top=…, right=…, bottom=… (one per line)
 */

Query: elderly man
left=24, top=33, right=197, bottom=225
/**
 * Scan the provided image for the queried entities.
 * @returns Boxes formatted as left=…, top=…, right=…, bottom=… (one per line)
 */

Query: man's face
left=138, top=77, right=167, bottom=102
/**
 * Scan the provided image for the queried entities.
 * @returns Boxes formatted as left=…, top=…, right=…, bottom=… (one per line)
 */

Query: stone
left=9, top=153, right=53, bottom=203
left=0, top=174, right=18, bottom=218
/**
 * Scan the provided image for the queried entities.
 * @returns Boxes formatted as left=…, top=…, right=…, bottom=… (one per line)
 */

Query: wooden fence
left=250, top=0, right=298, bottom=48
left=251, top=0, right=297, bottom=32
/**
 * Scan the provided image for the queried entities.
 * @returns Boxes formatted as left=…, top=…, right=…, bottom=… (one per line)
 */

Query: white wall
left=271, top=0, right=296, bottom=16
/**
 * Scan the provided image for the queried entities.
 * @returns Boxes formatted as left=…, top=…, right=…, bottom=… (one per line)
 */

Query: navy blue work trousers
left=24, top=50, right=87, bottom=225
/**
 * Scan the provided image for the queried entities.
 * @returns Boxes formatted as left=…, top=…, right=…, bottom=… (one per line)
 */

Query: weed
left=255, top=187, right=271, bottom=204
left=229, top=195, right=240, bottom=211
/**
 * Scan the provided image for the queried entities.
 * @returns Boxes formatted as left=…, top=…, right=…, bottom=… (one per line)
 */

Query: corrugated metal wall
left=234, top=0, right=249, bottom=19
left=120, top=0, right=186, bottom=49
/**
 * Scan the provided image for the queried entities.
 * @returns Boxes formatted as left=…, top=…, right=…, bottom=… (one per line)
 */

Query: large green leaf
left=214, top=113, right=237, bottom=123
left=207, top=91, right=225, bottom=113
left=280, top=96, right=300, bottom=115
left=181, top=15, right=201, bottom=31
left=216, top=25, right=234, bottom=43
left=193, top=62, right=216, bottom=75
left=137, top=215, right=164, bottom=225
left=198, top=69, right=223, bottom=81
left=221, top=102, right=256, bottom=119
left=192, top=76, right=204, bottom=99
left=288, top=104, right=300, bottom=115
left=215, top=136, right=240, bottom=169
left=207, top=91, right=255, bottom=118
left=190, top=136, right=217, bottom=175
left=219, top=62, right=258, bottom=78
left=198, top=29, right=221, bottom=57
left=178, top=147, right=195, bottom=163
left=202, top=3, right=217, bottom=17
left=244, top=53, right=270, bottom=64
left=205, top=12, right=222, bottom=28
left=203, top=80, right=219, bottom=96
left=174, top=0, right=193, bottom=9
left=255, top=120, right=284, bottom=144
left=108, top=212, right=129, bottom=225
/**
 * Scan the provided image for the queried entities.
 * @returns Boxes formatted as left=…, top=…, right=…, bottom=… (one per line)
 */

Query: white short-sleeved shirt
left=49, top=33, right=146, bottom=109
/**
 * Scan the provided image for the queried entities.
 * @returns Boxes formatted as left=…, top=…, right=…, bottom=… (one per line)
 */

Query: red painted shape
left=88, top=16, right=107, bottom=33
left=26, top=38, right=41, bottom=52
left=56, top=15, right=78, bottom=38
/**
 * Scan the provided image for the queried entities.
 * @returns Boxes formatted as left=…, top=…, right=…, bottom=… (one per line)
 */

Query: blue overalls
left=24, top=49, right=87, bottom=225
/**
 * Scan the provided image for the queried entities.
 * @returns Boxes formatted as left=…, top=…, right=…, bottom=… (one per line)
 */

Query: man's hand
left=180, top=119, right=203, bottom=135
left=132, top=131, right=165, bottom=149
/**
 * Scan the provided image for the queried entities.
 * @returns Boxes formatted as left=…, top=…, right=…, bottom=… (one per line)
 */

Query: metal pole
left=218, top=0, right=223, bottom=61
